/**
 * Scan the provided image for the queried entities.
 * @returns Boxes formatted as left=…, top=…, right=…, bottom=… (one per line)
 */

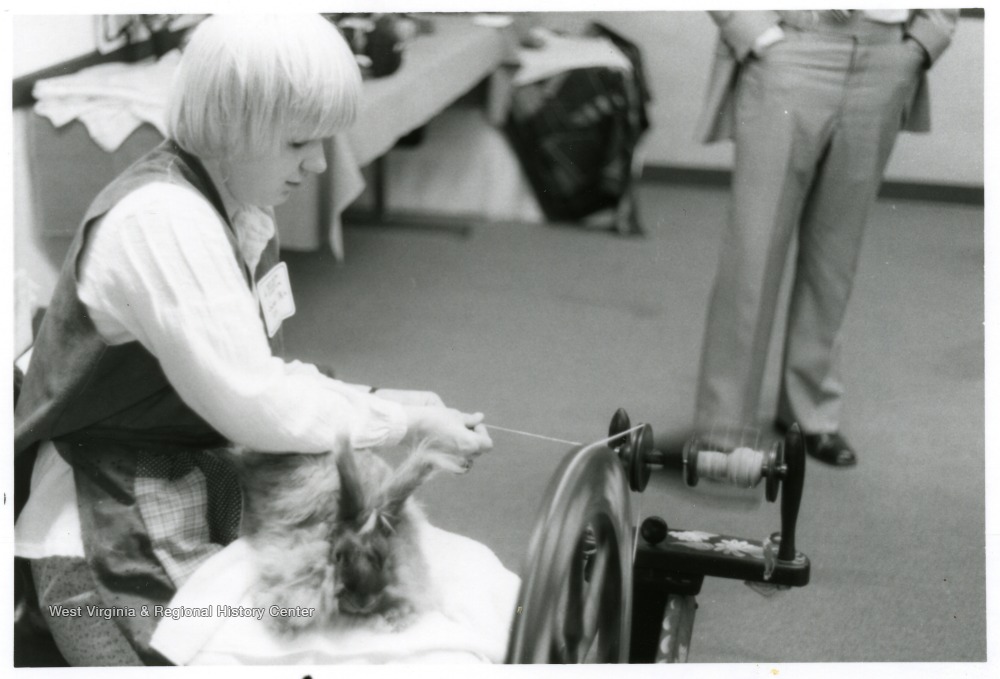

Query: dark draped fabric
left=505, top=24, right=651, bottom=233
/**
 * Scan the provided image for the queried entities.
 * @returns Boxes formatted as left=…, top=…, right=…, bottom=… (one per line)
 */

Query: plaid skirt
left=47, top=439, right=243, bottom=664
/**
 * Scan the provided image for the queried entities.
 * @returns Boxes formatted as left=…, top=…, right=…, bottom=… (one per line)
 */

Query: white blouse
left=16, top=181, right=408, bottom=558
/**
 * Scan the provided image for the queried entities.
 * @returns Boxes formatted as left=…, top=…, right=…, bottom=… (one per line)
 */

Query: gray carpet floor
left=279, top=182, right=985, bottom=663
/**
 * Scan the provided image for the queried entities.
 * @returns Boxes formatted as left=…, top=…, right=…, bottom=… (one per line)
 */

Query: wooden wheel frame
left=506, top=414, right=809, bottom=664
left=506, top=441, right=634, bottom=663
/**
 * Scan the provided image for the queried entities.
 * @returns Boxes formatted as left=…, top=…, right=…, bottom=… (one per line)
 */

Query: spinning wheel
left=505, top=440, right=634, bottom=663
left=506, top=409, right=810, bottom=664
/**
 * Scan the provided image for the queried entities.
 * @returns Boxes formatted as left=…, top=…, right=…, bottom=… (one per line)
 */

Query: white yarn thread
left=695, top=446, right=765, bottom=488
left=484, top=424, right=582, bottom=446
left=485, top=422, right=647, bottom=450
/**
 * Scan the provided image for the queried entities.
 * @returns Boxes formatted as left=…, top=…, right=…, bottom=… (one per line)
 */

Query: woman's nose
left=301, top=141, right=327, bottom=174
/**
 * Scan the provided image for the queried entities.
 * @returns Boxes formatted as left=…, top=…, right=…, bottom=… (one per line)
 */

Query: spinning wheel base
left=634, top=525, right=811, bottom=588
left=506, top=409, right=811, bottom=664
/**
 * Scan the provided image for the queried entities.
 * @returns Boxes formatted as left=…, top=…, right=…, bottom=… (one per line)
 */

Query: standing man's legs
left=695, top=32, right=851, bottom=436
left=776, top=33, right=926, bottom=440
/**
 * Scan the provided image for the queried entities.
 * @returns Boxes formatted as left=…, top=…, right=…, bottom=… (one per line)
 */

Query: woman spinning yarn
left=14, top=14, right=516, bottom=666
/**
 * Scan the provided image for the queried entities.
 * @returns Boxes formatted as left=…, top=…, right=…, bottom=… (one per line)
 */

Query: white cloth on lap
left=151, top=523, right=521, bottom=665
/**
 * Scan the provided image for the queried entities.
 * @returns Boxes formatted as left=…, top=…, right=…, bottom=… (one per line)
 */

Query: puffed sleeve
left=77, top=182, right=408, bottom=454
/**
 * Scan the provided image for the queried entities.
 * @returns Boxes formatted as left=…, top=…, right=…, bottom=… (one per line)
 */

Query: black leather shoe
left=774, top=421, right=858, bottom=467
left=804, top=433, right=858, bottom=467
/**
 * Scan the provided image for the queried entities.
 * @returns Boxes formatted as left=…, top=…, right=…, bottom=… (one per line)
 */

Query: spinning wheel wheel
left=507, top=409, right=811, bottom=664
left=506, top=441, right=634, bottom=663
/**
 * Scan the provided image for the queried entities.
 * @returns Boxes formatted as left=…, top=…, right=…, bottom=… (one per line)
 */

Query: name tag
left=257, top=262, right=295, bottom=338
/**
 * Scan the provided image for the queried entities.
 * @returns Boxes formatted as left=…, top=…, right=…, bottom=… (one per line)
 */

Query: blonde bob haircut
left=168, top=14, right=361, bottom=159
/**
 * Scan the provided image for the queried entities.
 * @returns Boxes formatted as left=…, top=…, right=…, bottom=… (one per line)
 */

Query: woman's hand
left=402, top=406, right=494, bottom=464
left=372, top=388, right=445, bottom=408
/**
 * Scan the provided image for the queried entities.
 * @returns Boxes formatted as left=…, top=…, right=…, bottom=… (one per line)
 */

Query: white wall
left=538, top=11, right=984, bottom=186
left=12, top=15, right=98, bottom=77
left=13, top=108, right=63, bottom=306
left=12, top=12, right=985, bottom=186
left=10, top=12, right=985, bottom=306
left=8, top=11, right=985, bottom=315
left=12, top=16, right=100, bottom=305
left=890, top=17, right=984, bottom=186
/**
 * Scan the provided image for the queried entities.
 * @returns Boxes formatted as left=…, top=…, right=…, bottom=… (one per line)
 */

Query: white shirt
left=16, top=181, right=408, bottom=558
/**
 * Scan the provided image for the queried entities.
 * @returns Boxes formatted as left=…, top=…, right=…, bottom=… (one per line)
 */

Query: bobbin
left=681, top=431, right=791, bottom=503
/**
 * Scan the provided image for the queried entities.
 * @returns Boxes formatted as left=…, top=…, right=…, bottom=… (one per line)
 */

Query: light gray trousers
left=695, top=20, right=926, bottom=434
